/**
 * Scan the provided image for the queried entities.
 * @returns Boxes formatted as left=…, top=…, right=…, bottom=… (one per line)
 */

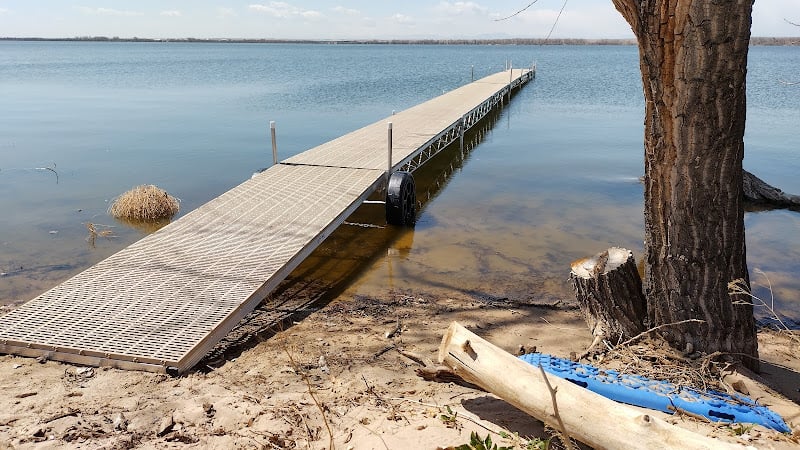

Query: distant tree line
left=750, top=36, right=799, bottom=45
left=1, top=36, right=797, bottom=46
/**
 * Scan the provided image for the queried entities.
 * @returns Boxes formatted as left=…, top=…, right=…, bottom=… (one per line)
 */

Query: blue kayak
left=519, top=353, right=790, bottom=433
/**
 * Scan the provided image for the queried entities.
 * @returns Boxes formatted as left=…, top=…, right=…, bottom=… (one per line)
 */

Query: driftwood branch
left=438, top=322, right=745, bottom=450
left=415, top=365, right=485, bottom=391
left=742, top=170, right=800, bottom=210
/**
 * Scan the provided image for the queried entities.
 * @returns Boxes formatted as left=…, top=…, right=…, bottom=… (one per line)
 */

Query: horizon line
left=2, top=36, right=798, bottom=45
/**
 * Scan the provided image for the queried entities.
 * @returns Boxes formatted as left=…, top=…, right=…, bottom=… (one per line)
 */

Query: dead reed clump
left=108, top=184, right=180, bottom=222
left=85, top=222, right=116, bottom=248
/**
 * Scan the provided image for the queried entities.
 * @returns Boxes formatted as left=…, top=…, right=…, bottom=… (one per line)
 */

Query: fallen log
left=438, top=322, right=747, bottom=450
left=570, top=247, right=646, bottom=354
left=743, top=170, right=800, bottom=209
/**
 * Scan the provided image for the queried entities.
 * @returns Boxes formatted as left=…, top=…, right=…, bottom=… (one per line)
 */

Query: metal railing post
left=387, top=122, right=393, bottom=180
left=270, top=121, right=278, bottom=165
left=459, top=116, right=465, bottom=152
left=508, top=62, right=513, bottom=103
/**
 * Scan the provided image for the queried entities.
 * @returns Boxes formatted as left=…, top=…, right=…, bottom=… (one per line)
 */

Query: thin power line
left=493, top=0, right=570, bottom=44
left=493, top=0, right=540, bottom=22
left=545, top=0, right=570, bottom=41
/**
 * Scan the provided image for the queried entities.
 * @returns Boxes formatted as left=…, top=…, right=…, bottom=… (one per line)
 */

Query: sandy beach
left=1, top=286, right=798, bottom=449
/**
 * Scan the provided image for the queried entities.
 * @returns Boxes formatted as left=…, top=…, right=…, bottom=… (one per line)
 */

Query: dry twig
left=371, top=344, right=395, bottom=360
left=85, top=222, right=117, bottom=247
left=538, top=365, right=575, bottom=450
left=396, top=348, right=427, bottom=366
left=361, top=375, right=409, bottom=424
left=729, top=272, right=800, bottom=346
left=285, top=348, right=335, bottom=450
left=615, top=319, right=706, bottom=349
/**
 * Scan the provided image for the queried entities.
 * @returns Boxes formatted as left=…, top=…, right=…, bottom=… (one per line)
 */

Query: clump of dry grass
left=108, top=184, right=180, bottom=221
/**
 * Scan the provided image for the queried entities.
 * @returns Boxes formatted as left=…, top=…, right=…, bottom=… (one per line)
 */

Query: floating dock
left=0, top=69, right=534, bottom=373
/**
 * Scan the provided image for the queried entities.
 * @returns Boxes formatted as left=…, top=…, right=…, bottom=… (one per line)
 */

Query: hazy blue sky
left=1, top=1, right=799, bottom=40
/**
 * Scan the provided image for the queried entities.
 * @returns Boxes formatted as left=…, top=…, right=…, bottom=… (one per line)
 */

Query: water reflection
left=273, top=105, right=506, bottom=305
left=2, top=43, right=797, bottom=326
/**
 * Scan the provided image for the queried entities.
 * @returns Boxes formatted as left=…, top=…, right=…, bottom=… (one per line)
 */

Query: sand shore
left=1, top=288, right=798, bottom=449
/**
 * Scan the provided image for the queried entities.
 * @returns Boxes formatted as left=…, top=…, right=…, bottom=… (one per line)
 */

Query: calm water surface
left=1, top=42, right=798, bottom=322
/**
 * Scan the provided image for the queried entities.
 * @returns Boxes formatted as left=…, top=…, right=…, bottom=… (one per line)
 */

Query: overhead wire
left=493, top=0, right=540, bottom=21
left=493, top=0, right=570, bottom=44
left=545, top=0, right=570, bottom=41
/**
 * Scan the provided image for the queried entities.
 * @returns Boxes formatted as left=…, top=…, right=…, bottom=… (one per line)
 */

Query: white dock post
left=508, top=62, right=513, bottom=103
left=387, top=122, right=393, bottom=180
left=270, top=121, right=278, bottom=165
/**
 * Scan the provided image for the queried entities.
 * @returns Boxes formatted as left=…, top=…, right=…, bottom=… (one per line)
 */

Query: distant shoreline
left=1, top=36, right=798, bottom=46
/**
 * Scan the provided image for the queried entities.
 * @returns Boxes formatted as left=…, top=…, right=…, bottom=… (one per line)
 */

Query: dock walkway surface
left=0, top=69, right=534, bottom=373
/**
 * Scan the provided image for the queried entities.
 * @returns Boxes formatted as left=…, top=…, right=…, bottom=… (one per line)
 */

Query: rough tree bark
left=611, top=0, right=759, bottom=370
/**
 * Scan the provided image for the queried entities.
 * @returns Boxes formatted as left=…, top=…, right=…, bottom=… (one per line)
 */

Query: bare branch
left=538, top=364, right=575, bottom=450
left=285, top=348, right=335, bottom=450
left=615, top=319, right=706, bottom=348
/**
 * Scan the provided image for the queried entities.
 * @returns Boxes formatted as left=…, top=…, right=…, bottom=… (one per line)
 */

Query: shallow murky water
left=1, top=42, right=798, bottom=324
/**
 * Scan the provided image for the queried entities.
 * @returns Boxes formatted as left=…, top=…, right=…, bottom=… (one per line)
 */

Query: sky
left=0, top=1, right=799, bottom=40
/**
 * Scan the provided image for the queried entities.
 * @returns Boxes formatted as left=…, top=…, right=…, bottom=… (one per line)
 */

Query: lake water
left=1, top=42, right=798, bottom=323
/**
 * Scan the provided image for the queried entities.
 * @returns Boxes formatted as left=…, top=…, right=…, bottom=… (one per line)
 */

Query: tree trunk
left=611, top=0, right=759, bottom=370
left=570, top=247, right=646, bottom=347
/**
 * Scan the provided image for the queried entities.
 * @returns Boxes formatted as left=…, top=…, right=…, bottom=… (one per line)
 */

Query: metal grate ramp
left=0, top=69, right=534, bottom=373
left=0, top=165, right=384, bottom=372
left=284, top=71, right=523, bottom=170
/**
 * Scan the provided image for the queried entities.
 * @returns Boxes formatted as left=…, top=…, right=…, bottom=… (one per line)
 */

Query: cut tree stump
left=437, top=322, right=746, bottom=450
left=570, top=247, right=646, bottom=352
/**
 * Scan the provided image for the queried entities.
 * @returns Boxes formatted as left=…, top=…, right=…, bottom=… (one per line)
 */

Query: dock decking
left=0, top=69, right=534, bottom=373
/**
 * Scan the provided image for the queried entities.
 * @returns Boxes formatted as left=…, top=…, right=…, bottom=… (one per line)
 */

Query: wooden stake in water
left=270, top=121, right=278, bottom=165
